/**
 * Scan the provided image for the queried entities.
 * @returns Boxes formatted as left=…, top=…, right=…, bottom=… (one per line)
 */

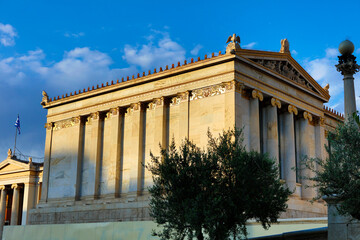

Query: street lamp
left=336, top=40, right=360, bottom=120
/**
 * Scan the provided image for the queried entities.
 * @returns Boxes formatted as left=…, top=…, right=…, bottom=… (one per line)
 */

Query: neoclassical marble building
left=28, top=36, right=343, bottom=225
left=0, top=150, right=42, bottom=236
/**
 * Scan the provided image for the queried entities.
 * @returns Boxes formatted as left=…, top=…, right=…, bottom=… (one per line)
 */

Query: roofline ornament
left=280, top=39, right=290, bottom=54
left=226, top=33, right=241, bottom=54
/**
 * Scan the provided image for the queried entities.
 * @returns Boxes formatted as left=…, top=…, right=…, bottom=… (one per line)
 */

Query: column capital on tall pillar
left=44, top=122, right=53, bottom=130
left=271, top=97, right=281, bottom=109
left=251, top=89, right=263, bottom=101
left=288, top=105, right=298, bottom=115
left=11, top=183, right=21, bottom=190
left=336, top=54, right=360, bottom=76
left=303, top=111, right=313, bottom=124
left=0, top=186, right=5, bottom=191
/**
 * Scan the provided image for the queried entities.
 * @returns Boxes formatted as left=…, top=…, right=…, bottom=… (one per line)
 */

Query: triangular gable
left=237, top=49, right=330, bottom=101
left=0, top=159, right=30, bottom=174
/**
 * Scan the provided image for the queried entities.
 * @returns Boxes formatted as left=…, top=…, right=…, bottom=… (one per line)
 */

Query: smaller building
left=0, top=149, right=42, bottom=237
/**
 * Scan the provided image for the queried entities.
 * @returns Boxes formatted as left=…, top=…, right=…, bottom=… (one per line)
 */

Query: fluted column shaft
left=280, top=105, right=298, bottom=196
left=250, top=90, right=263, bottom=152
left=344, top=74, right=357, bottom=119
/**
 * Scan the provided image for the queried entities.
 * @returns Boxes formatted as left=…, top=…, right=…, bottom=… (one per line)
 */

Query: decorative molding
left=303, top=111, right=313, bottom=123
left=148, top=97, right=164, bottom=110
left=250, top=58, right=315, bottom=92
left=251, top=89, right=264, bottom=101
left=54, top=117, right=81, bottom=130
left=44, top=122, right=53, bottom=130
left=271, top=97, right=281, bottom=109
left=288, top=105, right=298, bottom=115
left=320, top=117, right=325, bottom=126
left=190, top=84, right=227, bottom=101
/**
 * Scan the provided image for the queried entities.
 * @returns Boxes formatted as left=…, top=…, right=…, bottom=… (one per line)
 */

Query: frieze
left=54, top=117, right=81, bottom=130
left=250, top=59, right=315, bottom=92
left=190, top=84, right=227, bottom=101
left=288, top=105, right=298, bottom=115
left=271, top=98, right=281, bottom=109
left=46, top=72, right=234, bottom=121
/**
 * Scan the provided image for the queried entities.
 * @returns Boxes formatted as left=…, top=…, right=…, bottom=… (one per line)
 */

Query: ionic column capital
left=105, top=107, right=119, bottom=118
left=288, top=105, right=298, bottom=115
left=303, top=111, right=313, bottom=123
left=148, top=97, right=165, bottom=110
left=251, top=89, right=263, bottom=101
left=0, top=186, right=5, bottom=191
left=271, top=98, right=281, bottom=109
left=11, top=184, right=21, bottom=190
left=44, top=122, right=53, bottom=130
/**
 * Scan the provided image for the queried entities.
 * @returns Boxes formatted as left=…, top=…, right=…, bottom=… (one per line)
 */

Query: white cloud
left=123, top=31, right=185, bottom=69
left=190, top=44, right=203, bottom=55
left=242, top=42, right=257, bottom=49
left=64, top=32, right=85, bottom=38
left=291, top=50, right=298, bottom=55
left=0, top=23, right=17, bottom=46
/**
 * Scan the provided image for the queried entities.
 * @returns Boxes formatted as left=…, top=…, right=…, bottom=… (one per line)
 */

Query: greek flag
left=14, top=115, right=20, bottom=134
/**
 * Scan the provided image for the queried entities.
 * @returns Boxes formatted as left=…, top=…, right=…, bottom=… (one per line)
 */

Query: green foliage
left=306, top=119, right=360, bottom=219
left=146, top=128, right=291, bottom=240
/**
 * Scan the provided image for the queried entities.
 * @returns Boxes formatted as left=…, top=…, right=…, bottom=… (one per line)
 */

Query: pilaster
left=299, top=111, right=316, bottom=200
left=40, top=122, right=53, bottom=203
left=178, top=92, right=190, bottom=140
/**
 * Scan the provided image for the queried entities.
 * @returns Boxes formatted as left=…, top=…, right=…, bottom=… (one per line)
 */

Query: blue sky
left=1, top=0, right=360, bottom=161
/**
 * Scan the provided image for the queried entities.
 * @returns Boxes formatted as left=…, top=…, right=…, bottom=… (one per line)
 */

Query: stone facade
left=29, top=40, right=342, bottom=224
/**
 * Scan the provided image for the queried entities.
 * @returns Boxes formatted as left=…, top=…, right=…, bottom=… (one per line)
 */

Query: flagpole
left=13, top=126, right=17, bottom=157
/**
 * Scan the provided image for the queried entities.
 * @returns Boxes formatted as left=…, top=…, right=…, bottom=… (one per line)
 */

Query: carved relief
left=303, top=111, right=313, bottom=123
left=190, top=84, right=228, bottom=101
left=170, top=92, right=189, bottom=105
left=41, top=90, right=49, bottom=106
left=280, top=39, right=290, bottom=54
left=288, top=105, right=298, bottom=115
left=7, top=149, right=12, bottom=158
left=251, top=90, right=264, bottom=101
left=250, top=59, right=315, bottom=92
left=54, top=117, right=81, bottom=130
left=271, top=98, right=281, bottom=109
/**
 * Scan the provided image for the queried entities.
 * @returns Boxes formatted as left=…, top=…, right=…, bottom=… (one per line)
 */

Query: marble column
left=264, top=98, right=281, bottom=165
left=111, top=108, right=124, bottom=198
left=299, top=111, right=316, bottom=200
left=92, top=112, right=102, bottom=199
left=0, top=186, right=7, bottom=237
left=280, top=105, right=298, bottom=196
left=250, top=90, right=263, bottom=152
left=21, top=182, right=36, bottom=225
left=10, top=184, right=21, bottom=225
left=40, top=122, right=53, bottom=203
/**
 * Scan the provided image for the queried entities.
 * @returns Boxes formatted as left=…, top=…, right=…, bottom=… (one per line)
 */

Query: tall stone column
left=40, top=122, right=53, bottom=203
left=280, top=105, right=298, bottom=195
left=0, top=186, right=7, bottom=237
left=21, top=182, right=36, bottom=225
left=91, top=112, right=102, bottom=199
left=264, top=98, right=281, bottom=165
left=299, top=111, right=316, bottom=200
left=10, top=184, right=21, bottom=225
left=250, top=90, right=263, bottom=152
left=336, top=40, right=360, bottom=120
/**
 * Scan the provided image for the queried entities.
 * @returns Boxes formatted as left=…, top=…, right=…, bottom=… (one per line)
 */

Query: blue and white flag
left=14, top=115, right=20, bottom=135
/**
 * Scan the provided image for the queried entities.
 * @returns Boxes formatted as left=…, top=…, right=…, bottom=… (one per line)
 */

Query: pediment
left=237, top=50, right=330, bottom=101
left=0, top=159, right=30, bottom=174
